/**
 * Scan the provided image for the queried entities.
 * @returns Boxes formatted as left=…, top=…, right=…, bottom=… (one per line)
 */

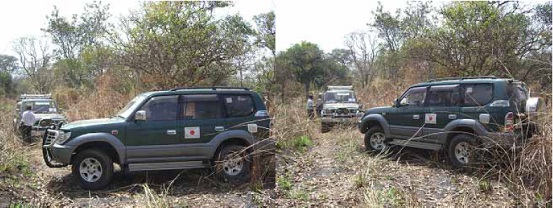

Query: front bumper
left=46, top=143, right=74, bottom=165
left=43, top=129, right=73, bottom=165
left=321, top=116, right=359, bottom=125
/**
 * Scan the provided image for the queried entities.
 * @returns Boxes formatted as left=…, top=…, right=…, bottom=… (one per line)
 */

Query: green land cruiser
left=42, top=87, right=273, bottom=190
left=358, top=77, right=542, bottom=167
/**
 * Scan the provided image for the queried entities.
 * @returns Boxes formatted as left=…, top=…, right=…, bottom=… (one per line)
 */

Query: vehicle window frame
left=425, top=85, right=461, bottom=107
left=136, top=95, right=180, bottom=121
left=460, top=83, right=494, bottom=107
left=179, top=94, right=224, bottom=120
left=221, top=93, right=256, bottom=118
left=398, top=86, right=428, bottom=107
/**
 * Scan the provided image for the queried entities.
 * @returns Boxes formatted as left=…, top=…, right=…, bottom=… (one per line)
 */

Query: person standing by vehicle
left=20, top=105, right=35, bottom=143
left=316, top=94, right=323, bottom=118
left=307, top=94, right=314, bottom=120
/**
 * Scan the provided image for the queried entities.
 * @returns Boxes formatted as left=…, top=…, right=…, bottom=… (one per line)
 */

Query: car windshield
left=324, top=91, right=356, bottom=103
left=116, top=94, right=147, bottom=119
left=24, top=101, right=57, bottom=113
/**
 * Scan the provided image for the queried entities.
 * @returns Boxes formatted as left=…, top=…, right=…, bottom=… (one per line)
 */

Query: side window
left=427, top=86, right=461, bottom=107
left=181, top=94, right=222, bottom=119
left=223, top=94, right=255, bottom=117
left=139, top=95, right=178, bottom=121
left=400, top=87, right=427, bottom=107
left=463, top=84, right=493, bottom=107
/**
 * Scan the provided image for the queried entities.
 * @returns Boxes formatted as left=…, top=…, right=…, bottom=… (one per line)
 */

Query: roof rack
left=169, top=86, right=250, bottom=91
left=427, top=76, right=498, bottom=82
left=18, top=93, right=52, bottom=101
left=327, top=85, right=353, bottom=91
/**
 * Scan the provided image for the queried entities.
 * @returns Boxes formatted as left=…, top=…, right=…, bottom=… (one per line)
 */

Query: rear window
left=507, top=83, right=528, bottom=109
left=462, top=84, right=493, bottom=107
left=427, top=85, right=461, bottom=107
left=181, top=94, right=223, bottom=120
left=223, top=94, right=255, bottom=117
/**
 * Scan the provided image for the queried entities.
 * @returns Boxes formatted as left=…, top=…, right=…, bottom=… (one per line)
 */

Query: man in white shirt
left=21, top=105, right=36, bottom=143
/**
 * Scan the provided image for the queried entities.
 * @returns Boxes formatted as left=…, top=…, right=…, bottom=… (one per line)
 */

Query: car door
left=423, top=85, right=461, bottom=144
left=386, top=86, right=428, bottom=140
left=126, top=95, right=180, bottom=161
left=221, top=93, right=259, bottom=133
left=177, top=94, right=225, bottom=157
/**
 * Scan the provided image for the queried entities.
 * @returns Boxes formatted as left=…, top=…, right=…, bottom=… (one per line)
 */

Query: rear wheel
left=364, top=126, right=387, bottom=152
left=448, top=134, right=477, bottom=168
left=72, top=149, right=113, bottom=190
left=215, top=145, right=251, bottom=184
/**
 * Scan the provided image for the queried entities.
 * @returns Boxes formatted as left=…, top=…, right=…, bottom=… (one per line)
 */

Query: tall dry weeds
left=52, top=73, right=139, bottom=121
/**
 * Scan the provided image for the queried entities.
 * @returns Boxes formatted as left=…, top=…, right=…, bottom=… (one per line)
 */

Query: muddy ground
left=1, top=122, right=527, bottom=207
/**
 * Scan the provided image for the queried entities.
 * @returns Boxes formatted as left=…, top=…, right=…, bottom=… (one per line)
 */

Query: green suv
left=42, top=87, right=273, bottom=190
left=358, top=77, right=542, bottom=167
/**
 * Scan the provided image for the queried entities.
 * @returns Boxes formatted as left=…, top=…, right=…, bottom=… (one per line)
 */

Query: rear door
left=458, top=83, right=496, bottom=130
left=423, top=85, right=461, bottom=144
left=177, top=94, right=225, bottom=157
left=221, top=93, right=259, bottom=133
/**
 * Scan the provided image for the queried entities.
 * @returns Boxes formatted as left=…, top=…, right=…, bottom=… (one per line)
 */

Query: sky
left=275, top=0, right=407, bottom=53
left=0, top=0, right=274, bottom=57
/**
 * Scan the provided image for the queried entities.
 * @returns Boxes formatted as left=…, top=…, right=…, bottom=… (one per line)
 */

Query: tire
left=321, top=123, right=331, bottom=133
left=215, top=145, right=251, bottom=184
left=364, top=126, right=387, bottom=152
left=448, top=134, right=476, bottom=168
left=72, top=149, right=113, bottom=190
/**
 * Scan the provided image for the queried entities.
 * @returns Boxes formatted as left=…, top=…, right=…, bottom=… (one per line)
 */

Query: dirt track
left=272, top=125, right=517, bottom=207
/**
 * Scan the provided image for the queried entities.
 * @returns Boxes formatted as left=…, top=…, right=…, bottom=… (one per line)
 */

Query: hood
left=34, top=113, right=66, bottom=121
left=61, top=118, right=123, bottom=130
left=363, top=106, right=394, bottom=115
left=323, top=103, right=360, bottom=109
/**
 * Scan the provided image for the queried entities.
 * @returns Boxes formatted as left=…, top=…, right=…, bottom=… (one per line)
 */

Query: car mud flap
left=42, top=126, right=67, bottom=168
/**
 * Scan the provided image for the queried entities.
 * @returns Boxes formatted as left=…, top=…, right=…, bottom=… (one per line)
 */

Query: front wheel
left=215, top=145, right=251, bottom=184
left=364, top=126, right=387, bottom=152
left=72, top=149, right=113, bottom=190
left=448, top=134, right=477, bottom=168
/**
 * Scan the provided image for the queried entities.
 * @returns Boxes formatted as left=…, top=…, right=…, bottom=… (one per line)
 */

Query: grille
left=335, top=108, right=350, bottom=114
left=44, top=130, right=58, bottom=146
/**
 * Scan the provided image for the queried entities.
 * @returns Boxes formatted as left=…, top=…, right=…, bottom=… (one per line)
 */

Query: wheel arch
left=66, top=133, right=126, bottom=165
left=360, top=114, right=390, bottom=136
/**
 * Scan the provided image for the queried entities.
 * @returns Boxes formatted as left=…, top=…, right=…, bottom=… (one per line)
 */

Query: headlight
left=55, top=131, right=71, bottom=144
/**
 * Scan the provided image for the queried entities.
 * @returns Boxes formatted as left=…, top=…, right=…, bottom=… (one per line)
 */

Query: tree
left=0, top=55, right=18, bottom=74
left=254, top=11, right=276, bottom=56
left=371, top=2, right=403, bottom=53
left=278, top=41, right=325, bottom=97
left=43, top=1, right=111, bottom=87
left=253, top=11, right=276, bottom=96
left=406, top=2, right=549, bottom=77
left=116, top=1, right=255, bottom=89
left=345, top=31, right=379, bottom=87
left=12, top=37, right=54, bottom=93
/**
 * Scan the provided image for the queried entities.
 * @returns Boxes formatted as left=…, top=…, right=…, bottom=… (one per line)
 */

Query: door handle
left=412, top=115, right=420, bottom=120
left=166, top=130, right=176, bottom=135
left=215, top=126, right=225, bottom=132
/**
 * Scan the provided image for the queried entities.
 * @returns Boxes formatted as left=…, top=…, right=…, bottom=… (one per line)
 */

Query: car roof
left=20, top=99, right=55, bottom=102
left=411, top=77, right=518, bottom=88
left=145, top=88, right=258, bottom=97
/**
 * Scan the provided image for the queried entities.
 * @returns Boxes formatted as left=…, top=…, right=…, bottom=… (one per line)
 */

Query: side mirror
left=393, top=99, right=400, bottom=107
left=135, top=110, right=146, bottom=121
